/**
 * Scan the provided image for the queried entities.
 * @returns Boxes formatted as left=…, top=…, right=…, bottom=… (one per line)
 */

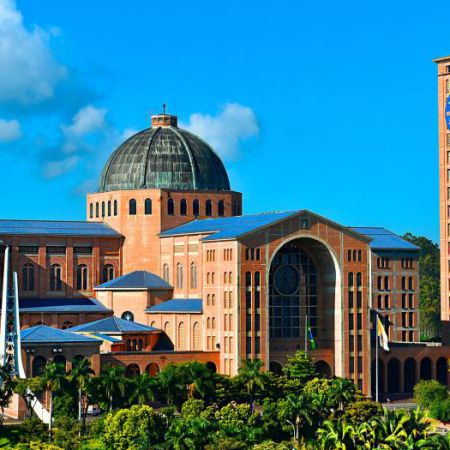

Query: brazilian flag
left=307, top=320, right=317, bottom=350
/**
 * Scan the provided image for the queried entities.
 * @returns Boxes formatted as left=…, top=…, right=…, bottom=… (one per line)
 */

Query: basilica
left=0, top=110, right=448, bottom=409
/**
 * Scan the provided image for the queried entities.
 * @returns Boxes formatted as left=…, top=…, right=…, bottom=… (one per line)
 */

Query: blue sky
left=0, top=0, right=448, bottom=242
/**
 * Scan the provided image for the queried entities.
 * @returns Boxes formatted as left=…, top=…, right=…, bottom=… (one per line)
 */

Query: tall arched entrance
left=268, top=237, right=340, bottom=374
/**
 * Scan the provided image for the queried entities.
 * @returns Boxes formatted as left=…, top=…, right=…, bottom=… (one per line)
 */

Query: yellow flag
left=377, top=316, right=389, bottom=351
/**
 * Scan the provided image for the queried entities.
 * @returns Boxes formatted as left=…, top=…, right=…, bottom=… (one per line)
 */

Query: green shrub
left=414, top=380, right=448, bottom=409
left=429, top=398, right=450, bottom=422
left=340, top=400, right=383, bottom=424
left=18, top=418, right=47, bottom=443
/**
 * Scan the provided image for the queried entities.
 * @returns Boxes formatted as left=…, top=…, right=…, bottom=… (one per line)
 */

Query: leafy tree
left=414, top=379, right=449, bottom=409
left=51, top=416, right=81, bottom=449
left=251, top=442, right=291, bottom=450
left=329, top=378, right=356, bottom=410
left=0, top=365, right=15, bottom=426
left=283, top=351, right=317, bottom=383
left=166, top=413, right=212, bottom=450
left=339, top=400, right=383, bottom=425
left=276, top=394, right=313, bottom=443
left=156, top=363, right=187, bottom=407
left=237, top=359, right=266, bottom=410
left=102, top=404, right=167, bottom=450
left=430, top=397, right=450, bottom=422
left=14, top=378, right=43, bottom=419
left=403, top=233, right=441, bottom=340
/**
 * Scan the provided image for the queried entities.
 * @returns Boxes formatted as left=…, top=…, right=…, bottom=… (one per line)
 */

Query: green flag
left=307, top=320, right=317, bottom=350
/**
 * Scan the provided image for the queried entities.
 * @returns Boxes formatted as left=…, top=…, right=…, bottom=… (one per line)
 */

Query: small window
left=129, top=199, right=137, bottom=215
left=76, top=264, right=88, bottom=291
left=168, top=198, right=174, bottom=215
left=205, top=200, right=212, bottom=216
left=163, top=264, right=170, bottom=283
left=447, top=65, right=450, bottom=74
left=193, top=199, right=200, bottom=216
left=95, top=202, right=99, bottom=218
left=122, top=311, right=134, bottom=322
left=101, top=201, right=105, bottom=217
left=218, top=200, right=225, bottom=217
left=176, top=263, right=183, bottom=289
left=190, top=262, right=197, bottom=289
left=22, top=263, right=35, bottom=291
left=107, top=200, right=111, bottom=216
left=180, top=199, right=187, bottom=216
left=113, top=200, right=118, bottom=216
left=102, top=264, right=114, bottom=283
left=50, top=264, right=62, bottom=291
left=89, top=203, right=93, bottom=219
left=145, top=198, right=152, bottom=215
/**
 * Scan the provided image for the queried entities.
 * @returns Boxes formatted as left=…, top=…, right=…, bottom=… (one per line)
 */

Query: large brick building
left=0, top=110, right=448, bottom=399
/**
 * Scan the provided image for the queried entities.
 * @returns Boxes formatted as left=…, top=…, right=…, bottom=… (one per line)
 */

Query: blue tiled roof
left=21, top=325, right=100, bottom=344
left=83, top=332, right=121, bottom=342
left=19, top=297, right=111, bottom=313
left=160, top=211, right=299, bottom=241
left=95, top=271, right=172, bottom=290
left=348, top=227, right=420, bottom=251
left=0, top=219, right=121, bottom=237
left=70, top=316, right=159, bottom=334
left=146, top=298, right=202, bottom=313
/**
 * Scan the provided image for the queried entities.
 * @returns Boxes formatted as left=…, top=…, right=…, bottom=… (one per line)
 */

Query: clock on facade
left=273, top=264, right=300, bottom=296
left=446, top=95, right=450, bottom=130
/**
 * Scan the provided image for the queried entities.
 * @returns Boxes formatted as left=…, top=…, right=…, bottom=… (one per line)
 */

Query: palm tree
left=99, top=365, right=127, bottom=411
left=39, top=362, right=66, bottom=433
left=157, top=365, right=185, bottom=406
left=69, top=358, right=94, bottom=431
left=330, top=378, right=356, bottom=410
left=237, top=359, right=266, bottom=411
left=317, top=419, right=356, bottom=449
left=130, top=373, right=156, bottom=405
left=281, top=394, right=313, bottom=444
left=187, top=362, right=214, bottom=400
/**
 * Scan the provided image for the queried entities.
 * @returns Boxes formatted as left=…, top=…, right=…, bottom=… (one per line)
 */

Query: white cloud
left=182, top=103, right=259, bottom=159
left=62, top=105, right=107, bottom=138
left=0, top=0, right=67, bottom=104
left=43, top=155, right=79, bottom=178
left=0, top=118, right=20, bottom=141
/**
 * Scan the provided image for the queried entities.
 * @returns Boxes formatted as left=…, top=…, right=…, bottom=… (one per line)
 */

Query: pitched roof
left=21, top=325, right=100, bottom=344
left=70, top=316, right=159, bottom=334
left=146, top=298, right=202, bottom=313
left=95, top=270, right=172, bottom=290
left=19, top=297, right=111, bottom=313
left=0, top=219, right=121, bottom=237
left=160, top=211, right=299, bottom=241
left=348, top=227, right=420, bottom=251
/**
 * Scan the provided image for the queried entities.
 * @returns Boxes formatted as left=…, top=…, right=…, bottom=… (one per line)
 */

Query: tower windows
left=193, top=199, right=200, bottom=217
left=101, top=201, right=105, bottom=217
left=176, top=263, right=184, bottom=289
left=129, top=199, right=137, bottom=215
left=77, top=264, right=88, bottom=291
left=145, top=198, right=152, bottom=215
left=89, top=203, right=93, bottom=219
left=102, top=264, right=114, bottom=283
left=163, top=264, right=170, bottom=283
left=180, top=199, right=187, bottom=216
left=107, top=200, right=111, bottom=216
left=22, top=263, right=35, bottom=291
left=50, top=264, right=62, bottom=291
left=95, top=202, right=99, bottom=218
left=205, top=199, right=212, bottom=216
left=218, top=200, right=225, bottom=216
left=113, top=200, right=118, bottom=216
left=168, top=198, right=174, bottom=215
left=190, top=262, right=197, bottom=289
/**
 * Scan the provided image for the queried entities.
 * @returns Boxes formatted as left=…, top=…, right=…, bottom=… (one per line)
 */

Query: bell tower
left=434, top=56, right=450, bottom=341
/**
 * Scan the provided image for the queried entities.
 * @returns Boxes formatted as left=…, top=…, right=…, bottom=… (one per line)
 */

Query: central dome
left=98, top=113, right=230, bottom=193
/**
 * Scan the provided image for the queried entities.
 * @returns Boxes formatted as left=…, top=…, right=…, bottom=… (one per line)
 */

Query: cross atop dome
left=151, top=104, right=177, bottom=127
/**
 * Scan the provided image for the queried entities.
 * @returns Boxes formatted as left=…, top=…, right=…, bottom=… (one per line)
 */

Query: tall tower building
left=434, top=56, right=450, bottom=341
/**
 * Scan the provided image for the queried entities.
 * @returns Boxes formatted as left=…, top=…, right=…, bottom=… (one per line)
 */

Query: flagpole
left=375, top=312, right=379, bottom=403
left=305, top=314, right=308, bottom=354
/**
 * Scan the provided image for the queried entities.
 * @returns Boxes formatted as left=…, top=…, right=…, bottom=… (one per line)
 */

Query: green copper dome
left=98, top=115, right=230, bottom=192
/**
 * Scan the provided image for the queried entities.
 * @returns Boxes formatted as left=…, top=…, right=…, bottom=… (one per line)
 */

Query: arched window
left=167, top=198, right=174, bottom=215
left=53, top=355, right=66, bottom=371
left=145, top=198, right=152, bottom=215
left=205, top=199, right=212, bottom=216
left=178, top=322, right=186, bottom=349
left=212, top=317, right=216, bottom=329
left=121, top=311, right=134, bottom=322
left=193, top=199, right=200, bottom=216
left=180, top=199, right=187, bottom=216
left=101, top=201, right=105, bottom=217
left=125, top=364, right=140, bottom=377
left=95, top=202, right=99, bottom=218
left=163, top=264, right=170, bottom=283
left=113, top=200, right=118, bottom=216
left=229, top=272, right=233, bottom=284
left=129, top=199, right=137, bottom=215
left=102, top=264, right=114, bottom=283
left=218, top=200, right=225, bottom=216
left=22, top=263, right=35, bottom=291
left=32, top=356, right=46, bottom=377
left=176, top=263, right=184, bottom=289
left=107, top=200, right=111, bottom=216
left=50, top=264, right=62, bottom=291
left=77, top=264, right=88, bottom=291
left=356, top=272, right=362, bottom=287
left=89, top=203, right=93, bottom=219
left=348, top=272, right=354, bottom=287
left=193, top=322, right=200, bottom=350
left=190, top=262, right=197, bottom=289
left=164, top=321, right=173, bottom=340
